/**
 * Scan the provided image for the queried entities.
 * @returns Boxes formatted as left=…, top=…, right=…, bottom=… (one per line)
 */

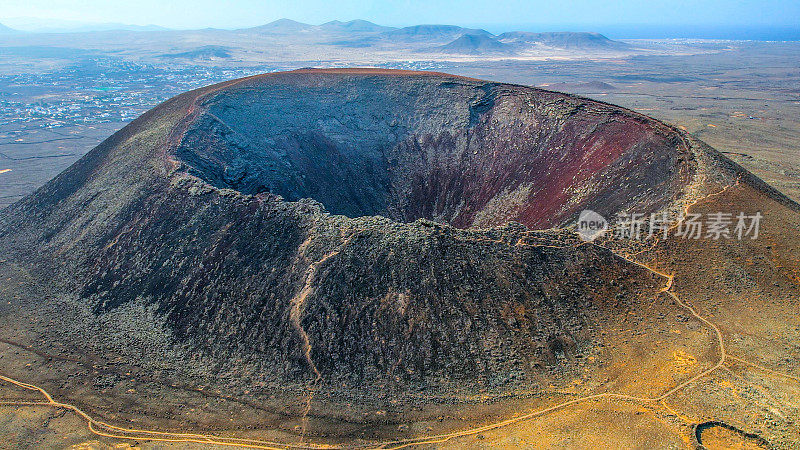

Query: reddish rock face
left=175, top=69, right=694, bottom=229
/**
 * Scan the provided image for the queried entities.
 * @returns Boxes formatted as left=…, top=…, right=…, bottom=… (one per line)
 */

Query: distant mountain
left=318, top=19, right=394, bottom=33
left=245, top=18, right=314, bottom=33
left=159, top=45, right=232, bottom=60
left=498, top=32, right=629, bottom=49
left=0, top=17, right=638, bottom=60
left=385, top=24, right=492, bottom=42
left=230, top=22, right=628, bottom=54
left=434, top=34, right=514, bottom=55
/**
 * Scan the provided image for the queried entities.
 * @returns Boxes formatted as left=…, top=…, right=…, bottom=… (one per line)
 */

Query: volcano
left=1, top=69, right=798, bottom=447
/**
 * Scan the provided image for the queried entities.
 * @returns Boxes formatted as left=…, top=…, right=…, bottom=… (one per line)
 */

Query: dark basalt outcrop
left=0, top=69, right=697, bottom=399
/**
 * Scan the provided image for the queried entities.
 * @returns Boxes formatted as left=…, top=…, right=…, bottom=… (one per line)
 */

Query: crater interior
left=175, top=70, right=693, bottom=228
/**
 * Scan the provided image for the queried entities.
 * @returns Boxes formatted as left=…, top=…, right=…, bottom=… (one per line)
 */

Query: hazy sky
left=1, top=0, right=799, bottom=30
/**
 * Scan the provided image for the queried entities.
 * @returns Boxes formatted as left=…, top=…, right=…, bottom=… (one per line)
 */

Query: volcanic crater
left=174, top=69, right=694, bottom=228
left=1, top=69, right=705, bottom=402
